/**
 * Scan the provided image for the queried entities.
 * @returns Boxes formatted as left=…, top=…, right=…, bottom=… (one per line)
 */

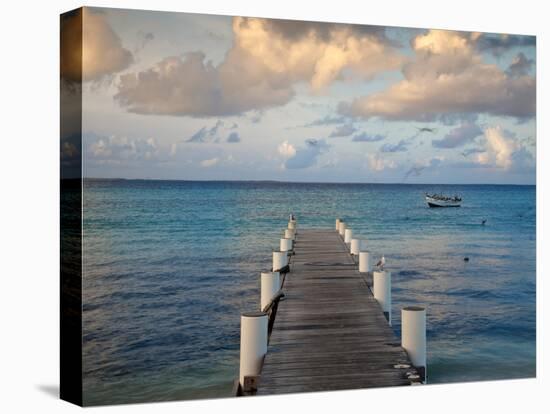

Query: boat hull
left=427, top=201, right=461, bottom=208
left=425, top=196, right=461, bottom=208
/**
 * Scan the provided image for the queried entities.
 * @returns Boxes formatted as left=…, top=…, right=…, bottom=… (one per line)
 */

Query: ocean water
left=82, top=180, right=536, bottom=405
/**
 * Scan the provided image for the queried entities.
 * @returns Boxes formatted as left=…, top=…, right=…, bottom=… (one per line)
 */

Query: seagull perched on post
left=375, top=255, right=386, bottom=271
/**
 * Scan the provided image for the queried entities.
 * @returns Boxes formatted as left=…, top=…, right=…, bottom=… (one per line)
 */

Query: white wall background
left=0, top=0, right=547, bottom=412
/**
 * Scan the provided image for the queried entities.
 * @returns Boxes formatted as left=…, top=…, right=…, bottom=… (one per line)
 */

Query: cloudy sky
left=63, top=7, right=536, bottom=184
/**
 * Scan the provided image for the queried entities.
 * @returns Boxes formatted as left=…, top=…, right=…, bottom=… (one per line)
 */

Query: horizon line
left=70, top=177, right=537, bottom=186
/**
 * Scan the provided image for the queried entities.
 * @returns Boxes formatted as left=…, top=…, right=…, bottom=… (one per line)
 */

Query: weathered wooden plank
left=256, top=229, right=418, bottom=395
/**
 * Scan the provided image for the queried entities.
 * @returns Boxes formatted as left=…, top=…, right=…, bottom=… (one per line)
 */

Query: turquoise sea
left=81, top=180, right=536, bottom=405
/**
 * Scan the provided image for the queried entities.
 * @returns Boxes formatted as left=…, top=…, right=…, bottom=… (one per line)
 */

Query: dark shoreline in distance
left=77, top=177, right=536, bottom=187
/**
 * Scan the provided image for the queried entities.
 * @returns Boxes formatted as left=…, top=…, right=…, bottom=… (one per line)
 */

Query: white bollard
left=401, top=306, right=427, bottom=382
left=335, top=218, right=341, bottom=231
left=239, top=312, right=268, bottom=387
left=373, top=271, right=392, bottom=325
left=272, top=251, right=288, bottom=272
left=284, top=229, right=295, bottom=241
left=260, top=272, right=280, bottom=311
left=359, top=251, right=372, bottom=273
left=280, top=238, right=293, bottom=252
left=288, top=221, right=296, bottom=230
left=344, top=228, right=353, bottom=245
left=338, top=222, right=346, bottom=237
left=350, top=239, right=361, bottom=255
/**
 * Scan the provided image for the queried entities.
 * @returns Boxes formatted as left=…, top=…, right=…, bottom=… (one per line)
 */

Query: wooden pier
left=255, top=229, right=421, bottom=395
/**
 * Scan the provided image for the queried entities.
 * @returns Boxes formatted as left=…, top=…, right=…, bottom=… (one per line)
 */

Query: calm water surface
left=82, top=180, right=536, bottom=405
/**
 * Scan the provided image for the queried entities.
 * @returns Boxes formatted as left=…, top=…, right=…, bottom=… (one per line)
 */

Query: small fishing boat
left=425, top=193, right=462, bottom=208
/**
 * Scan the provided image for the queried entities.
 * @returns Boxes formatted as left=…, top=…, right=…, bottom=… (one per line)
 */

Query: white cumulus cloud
left=200, top=157, right=220, bottom=167
left=481, top=127, right=518, bottom=169
left=283, top=139, right=329, bottom=169
left=472, top=126, right=534, bottom=172
left=61, top=8, right=133, bottom=82
left=278, top=140, right=297, bottom=158
left=115, top=17, right=402, bottom=117
left=88, top=134, right=158, bottom=160
left=367, top=154, right=396, bottom=171
left=341, top=30, right=535, bottom=121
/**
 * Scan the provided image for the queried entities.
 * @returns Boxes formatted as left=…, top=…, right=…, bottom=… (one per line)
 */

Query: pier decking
left=256, top=229, right=420, bottom=395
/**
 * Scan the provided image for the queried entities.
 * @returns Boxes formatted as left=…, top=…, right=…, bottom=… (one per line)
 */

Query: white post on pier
left=284, top=229, right=295, bottom=241
left=272, top=251, right=288, bottom=272
left=359, top=251, right=372, bottom=273
left=260, top=272, right=281, bottom=311
left=373, top=271, right=392, bottom=325
left=401, top=306, right=427, bottom=382
left=338, top=222, right=346, bottom=237
left=350, top=239, right=361, bottom=256
left=288, top=221, right=296, bottom=231
left=344, top=228, right=353, bottom=245
left=239, top=312, right=268, bottom=387
left=335, top=218, right=341, bottom=231
left=280, top=238, right=293, bottom=253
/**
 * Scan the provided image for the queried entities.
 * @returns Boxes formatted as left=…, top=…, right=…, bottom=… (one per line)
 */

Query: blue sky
left=62, top=7, right=536, bottom=184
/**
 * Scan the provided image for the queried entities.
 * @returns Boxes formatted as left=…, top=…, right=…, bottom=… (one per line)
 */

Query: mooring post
left=335, top=218, right=341, bottom=231
left=344, top=228, right=353, bottom=245
left=338, top=221, right=346, bottom=237
left=284, top=229, right=295, bottom=241
left=350, top=239, right=361, bottom=256
left=288, top=221, right=296, bottom=231
left=280, top=238, right=293, bottom=253
left=359, top=251, right=372, bottom=273
left=401, top=306, right=427, bottom=382
left=272, top=251, right=288, bottom=272
left=373, top=270, right=392, bottom=325
left=239, top=312, right=268, bottom=390
left=261, top=272, right=281, bottom=310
